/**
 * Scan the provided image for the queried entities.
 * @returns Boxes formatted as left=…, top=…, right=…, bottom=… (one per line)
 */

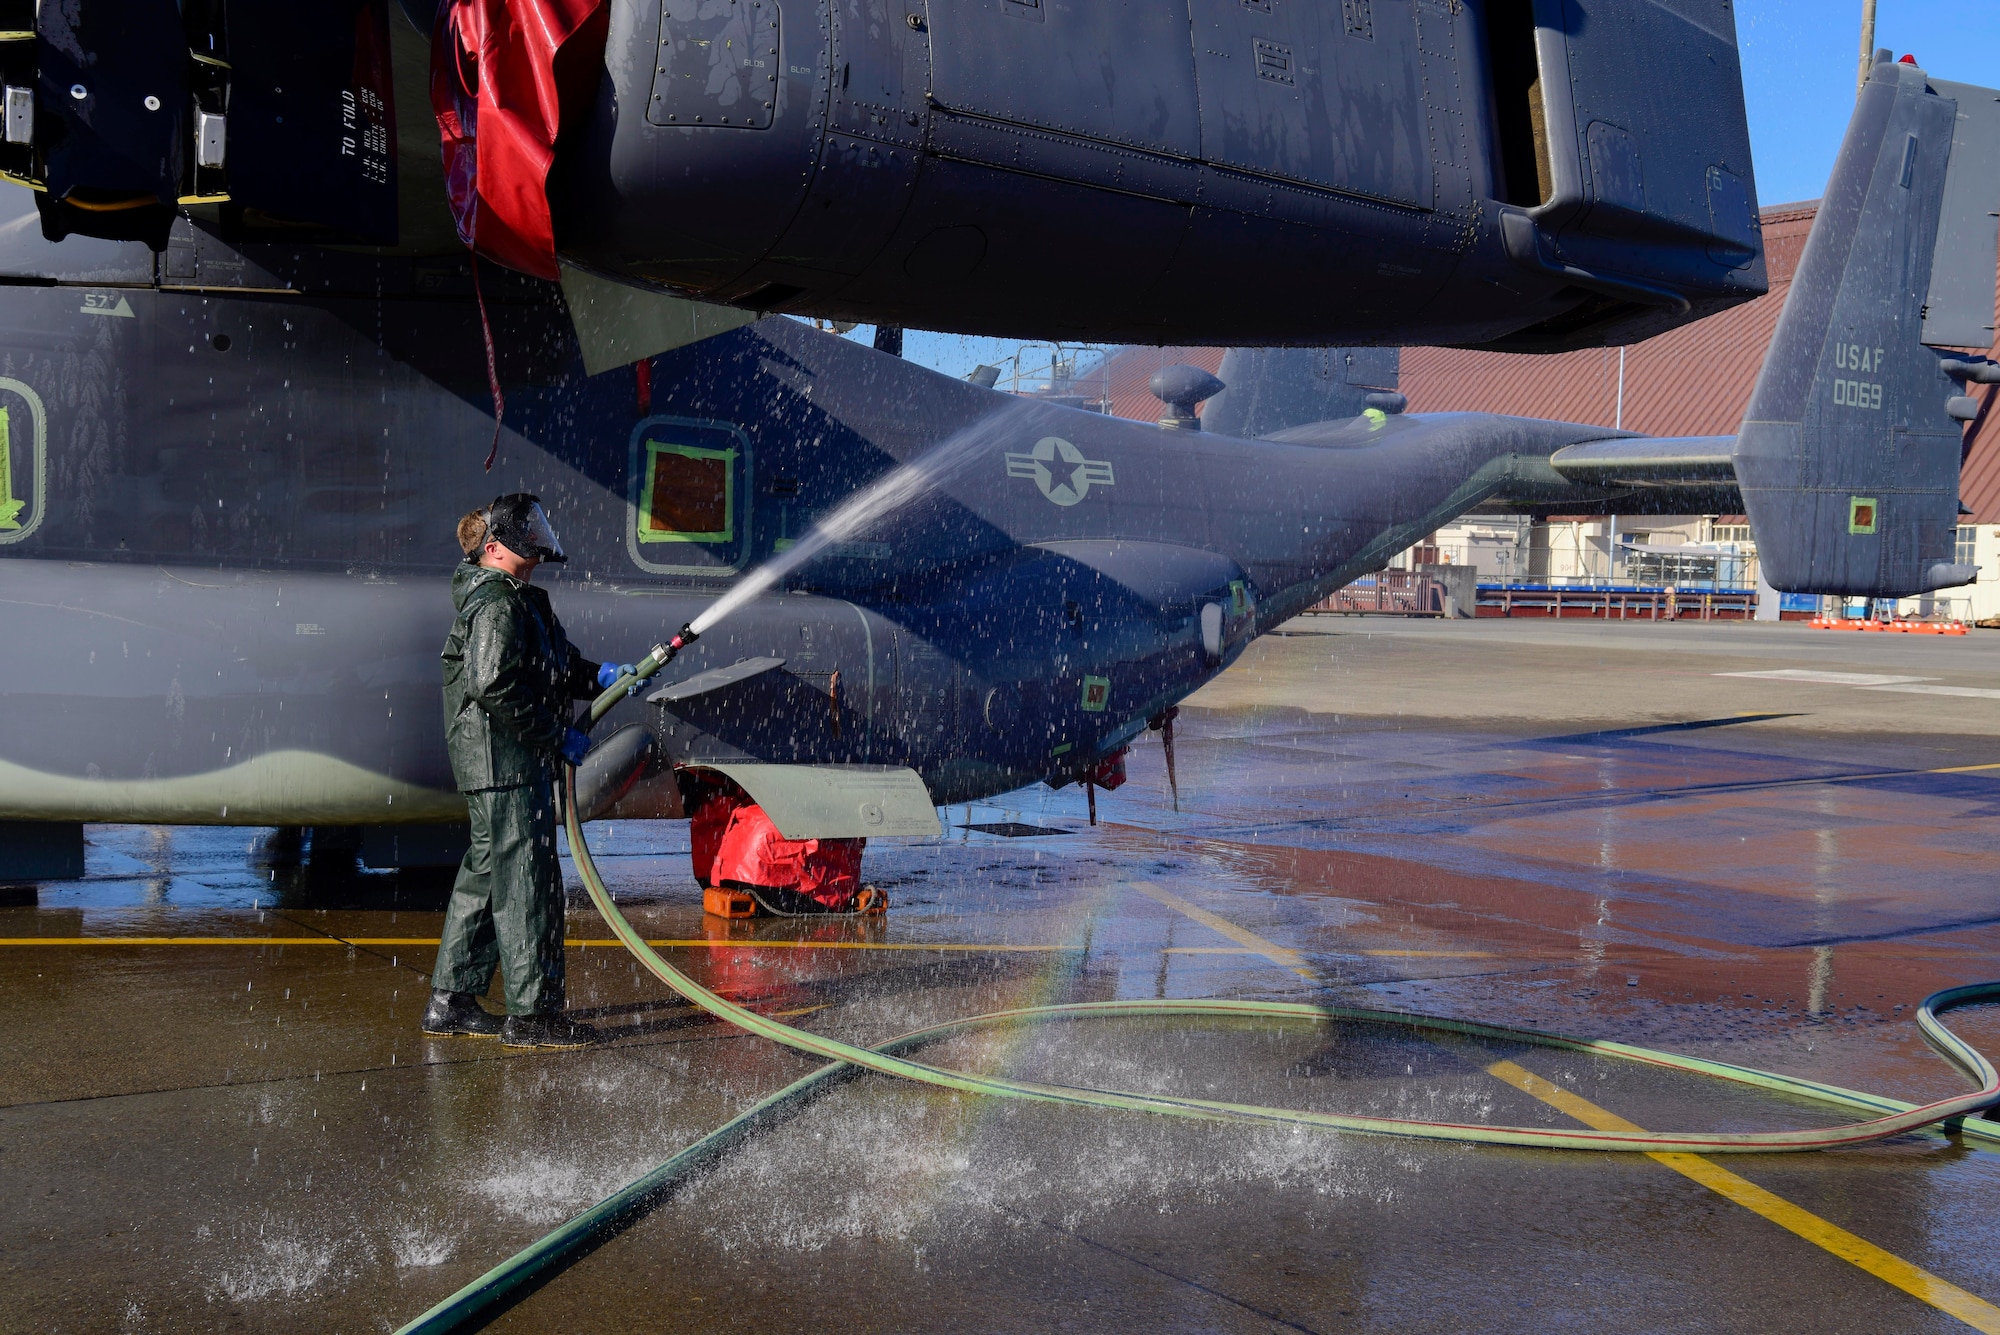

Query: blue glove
left=560, top=728, right=591, bottom=766
left=596, top=662, right=637, bottom=691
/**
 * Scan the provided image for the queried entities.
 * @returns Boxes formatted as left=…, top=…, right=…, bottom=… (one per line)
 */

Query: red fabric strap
left=431, top=0, right=610, bottom=280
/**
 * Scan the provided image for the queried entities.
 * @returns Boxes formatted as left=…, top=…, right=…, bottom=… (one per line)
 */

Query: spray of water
left=685, top=401, right=1032, bottom=638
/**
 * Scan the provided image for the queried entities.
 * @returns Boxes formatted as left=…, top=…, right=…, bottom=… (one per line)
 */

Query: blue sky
left=1743, top=0, right=1999, bottom=204
left=846, top=1, right=1999, bottom=379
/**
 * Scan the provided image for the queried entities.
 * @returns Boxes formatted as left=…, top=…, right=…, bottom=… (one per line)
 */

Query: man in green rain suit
left=425, top=493, right=634, bottom=1048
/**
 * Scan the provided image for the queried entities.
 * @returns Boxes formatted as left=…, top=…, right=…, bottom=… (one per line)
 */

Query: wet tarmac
left=9, top=617, right=2000, bottom=1333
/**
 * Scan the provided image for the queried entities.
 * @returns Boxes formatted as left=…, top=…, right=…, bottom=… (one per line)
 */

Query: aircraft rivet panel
left=649, top=0, right=782, bottom=130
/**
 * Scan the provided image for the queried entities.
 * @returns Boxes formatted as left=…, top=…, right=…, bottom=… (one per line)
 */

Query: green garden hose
left=392, top=664, right=2000, bottom=1335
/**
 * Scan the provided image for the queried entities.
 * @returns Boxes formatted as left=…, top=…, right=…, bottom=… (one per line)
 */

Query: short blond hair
left=457, top=509, right=490, bottom=558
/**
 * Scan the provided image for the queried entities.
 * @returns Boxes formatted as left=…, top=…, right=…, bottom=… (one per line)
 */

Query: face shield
left=486, top=493, right=569, bottom=563
left=515, top=502, right=567, bottom=562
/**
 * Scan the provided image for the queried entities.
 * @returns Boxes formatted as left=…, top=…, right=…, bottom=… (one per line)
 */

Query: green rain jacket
left=441, top=564, right=602, bottom=792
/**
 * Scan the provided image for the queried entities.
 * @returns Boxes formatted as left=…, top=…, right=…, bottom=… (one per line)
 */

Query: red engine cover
left=687, top=783, right=744, bottom=889
left=713, top=803, right=864, bottom=911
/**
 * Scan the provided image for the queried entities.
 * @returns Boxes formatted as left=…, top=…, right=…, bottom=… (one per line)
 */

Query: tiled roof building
left=1082, top=201, right=2000, bottom=519
left=1397, top=203, right=1817, bottom=436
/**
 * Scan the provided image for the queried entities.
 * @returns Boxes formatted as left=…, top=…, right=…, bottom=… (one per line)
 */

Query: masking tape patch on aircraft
left=1080, top=675, right=1111, bottom=712
left=0, top=377, right=47, bottom=543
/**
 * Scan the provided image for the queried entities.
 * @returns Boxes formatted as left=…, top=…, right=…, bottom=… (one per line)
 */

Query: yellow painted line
left=1162, top=946, right=1277, bottom=955
left=1135, top=886, right=1492, bottom=970
left=614, top=940, right=1070, bottom=953
left=0, top=937, right=441, bottom=947
left=0, top=936, right=1077, bottom=953
left=1488, top=1060, right=2000, bottom=1332
left=0, top=935, right=1496, bottom=963
left=0, top=936, right=1493, bottom=968
left=1161, top=945, right=1494, bottom=959
left=1126, top=880, right=2000, bottom=1331
left=1723, top=759, right=2000, bottom=791
left=1354, top=949, right=1497, bottom=959
left=1129, top=881, right=1315, bottom=978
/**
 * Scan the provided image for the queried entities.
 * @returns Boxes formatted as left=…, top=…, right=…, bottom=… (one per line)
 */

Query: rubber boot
left=422, top=989, right=505, bottom=1037
left=500, top=1013, right=600, bottom=1049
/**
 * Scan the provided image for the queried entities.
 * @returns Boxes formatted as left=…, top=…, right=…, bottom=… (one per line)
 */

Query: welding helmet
left=479, top=493, right=568, bottom=564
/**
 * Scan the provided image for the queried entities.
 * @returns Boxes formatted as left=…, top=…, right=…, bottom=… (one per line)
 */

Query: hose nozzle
left=590, top=625, right=701, bottom=726
left=652, top=623, right=699, bottom=667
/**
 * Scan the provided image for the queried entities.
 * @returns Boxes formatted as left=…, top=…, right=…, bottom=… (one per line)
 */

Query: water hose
left=584, top=625, right=696, bottom=721
left=394, top=650, right=2000, bottom=1335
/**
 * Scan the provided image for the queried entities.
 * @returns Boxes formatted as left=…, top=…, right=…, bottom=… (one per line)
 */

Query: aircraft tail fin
left=1199, top=348, right=1402, bottom=438
left=1734, top=57, right=2000, bottom=596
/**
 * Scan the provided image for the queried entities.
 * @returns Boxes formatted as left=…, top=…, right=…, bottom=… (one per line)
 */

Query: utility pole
left=1857, top=0, right=1878, bottom=95
left=1614, top=345, right=1626, bottom=430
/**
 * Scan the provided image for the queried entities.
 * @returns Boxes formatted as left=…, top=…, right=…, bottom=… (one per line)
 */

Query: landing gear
left=0, top=821, right=84, bottom=905
left=247, top=826, right=306, bottom=870
left=1149, top=707, right=1180, bottom=811
left=250, top=825, right=468, bottom=910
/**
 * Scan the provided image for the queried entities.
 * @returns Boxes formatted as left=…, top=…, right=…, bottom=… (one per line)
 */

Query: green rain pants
left=433, top=782, right=567, bottom=1016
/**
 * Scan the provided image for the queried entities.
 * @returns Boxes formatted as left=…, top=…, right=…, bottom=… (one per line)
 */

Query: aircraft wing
left=1370, top=425, right=1749, bottom=518
left=1546, top=436, right=1740, bottom=490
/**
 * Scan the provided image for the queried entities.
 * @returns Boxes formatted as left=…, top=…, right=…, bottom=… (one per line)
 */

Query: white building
left=1396, top=515, right=1756, bottom=590
left=1893, top=524, right=1991, bottom=622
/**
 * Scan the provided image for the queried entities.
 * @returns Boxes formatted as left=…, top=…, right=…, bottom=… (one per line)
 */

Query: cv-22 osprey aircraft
left=10, top=0, right=1765, bottom=352
left=0, top=54, right=1990, bottom=883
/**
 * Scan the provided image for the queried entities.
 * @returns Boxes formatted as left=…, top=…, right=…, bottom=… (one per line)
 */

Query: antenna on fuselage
left=1150, top=365, right=1226, bottom=430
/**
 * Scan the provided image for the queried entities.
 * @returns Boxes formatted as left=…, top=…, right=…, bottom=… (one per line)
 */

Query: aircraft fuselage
left=0, top=262, right=1617, bottom=826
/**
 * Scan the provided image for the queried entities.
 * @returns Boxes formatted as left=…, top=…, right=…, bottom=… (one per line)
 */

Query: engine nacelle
left=551, top=0, right=1768, bottom=349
